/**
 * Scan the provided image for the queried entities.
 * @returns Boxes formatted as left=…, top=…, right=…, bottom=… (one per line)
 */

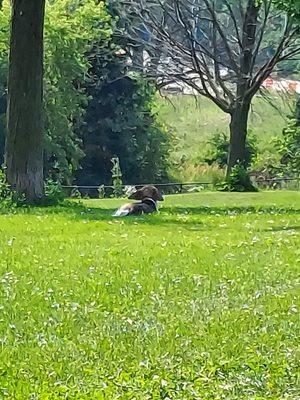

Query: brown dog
left=113, top=185, right=164, bottom=217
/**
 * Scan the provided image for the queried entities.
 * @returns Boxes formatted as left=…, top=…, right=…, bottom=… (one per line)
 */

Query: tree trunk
left=226, top=0, right=259, bottom=178
left=227, top=100, right=251, bottom=177
left=5, top=0, right=45, bottom=201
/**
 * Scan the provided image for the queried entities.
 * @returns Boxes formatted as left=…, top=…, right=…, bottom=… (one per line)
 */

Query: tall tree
left=120, top=0, right=300, bottom=179
left=5, top=0, right=45, bottom=201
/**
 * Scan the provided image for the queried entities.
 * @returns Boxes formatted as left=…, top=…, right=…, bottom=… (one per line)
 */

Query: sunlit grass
left=0, top=191, right=299, bottom=399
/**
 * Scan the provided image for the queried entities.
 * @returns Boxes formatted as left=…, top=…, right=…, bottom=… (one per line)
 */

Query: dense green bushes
left=76, top=38, right=171, bottom=186
left=205, top=132, right=258, bottom=169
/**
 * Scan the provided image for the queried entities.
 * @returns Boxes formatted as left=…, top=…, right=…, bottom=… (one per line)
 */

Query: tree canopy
left=0, top=0, right=172, bottom=190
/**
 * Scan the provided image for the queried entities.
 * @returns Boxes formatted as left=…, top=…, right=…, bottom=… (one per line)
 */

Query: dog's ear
left=128, top=190, right=143, bottom=200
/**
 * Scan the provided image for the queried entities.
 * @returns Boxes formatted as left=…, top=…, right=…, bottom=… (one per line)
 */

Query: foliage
left=273, top=0, right=300, bottom=21
left=0, top=168, right=16, bottom=209
left=296, top=96, right=300, bottom=125
left=218, top=164, right=258, bottom=192
left=98, top=184, right=105, bottom=199
left=274, top=118, right=300, bottom=175
left=118, top=0, right=299, bottom=173
left=0, top=0, right=113, bottom=184
left=70, top=187, right=82, bottom=199
left=43, top=0, right=112, bottom=184
left=44, top=179, right=65, bottom=205
left=205, top=131, right=258, bottom=169
left=0, top=192, right=299, bottom=397
left=76, top=48, right=172, bottom=186
left=251, top=152, right=283, bottom=184
left=0, top=0, right=171, bottom=186
left=111, top=156, right=123, bottom=198
left=157, top=94, right=287, bottom=182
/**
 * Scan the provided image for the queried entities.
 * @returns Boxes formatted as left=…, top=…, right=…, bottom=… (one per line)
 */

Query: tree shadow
left=11, top=202, right=300, bottom=231
left=37, top=203, right=300, bottom=231
left=262, top=225, right=300, bottom=232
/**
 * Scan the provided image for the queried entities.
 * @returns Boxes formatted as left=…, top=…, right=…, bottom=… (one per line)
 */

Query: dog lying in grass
left=113, top=185, right=164, bottom=217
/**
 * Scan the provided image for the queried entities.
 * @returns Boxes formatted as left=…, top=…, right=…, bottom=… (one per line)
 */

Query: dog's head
left=128, top=185, right=164, bottom=202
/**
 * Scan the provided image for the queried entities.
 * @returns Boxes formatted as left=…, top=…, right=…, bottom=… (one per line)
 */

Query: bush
left=44, top=179, right=65, bottom=205
left=76, top=46, right=172, bottom=186
left=217, top=164, right=258, bottom=192
left=274, top=118, right=300, bottom=176
left=98, top=185, right=105, bottom=199
left=205, top=131, right=258, bottom=168
left=0, top=169, right=16, bottom=209
left=253, top=117, right=300, bottom=184
left=111, top=157, right=123, bottom=198
left=250, top=152, right=283, bottom=183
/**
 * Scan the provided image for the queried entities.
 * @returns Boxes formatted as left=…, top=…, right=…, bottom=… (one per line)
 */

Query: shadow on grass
left=5, top=202, right=300, bottom=229
left=262, top=225, right=300, bottom=232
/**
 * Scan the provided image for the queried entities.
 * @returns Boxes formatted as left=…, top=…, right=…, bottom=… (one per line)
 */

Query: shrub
left=111, top=157, right=123, bottom=198
left=0, top=168, right=16, bottom=209
left=76, top=51, right=172, bottom=186
left=98, top=185, right=105, bottom=199
left=70, top=187, right=82, bottom=199
left=44, top=179, right=65, bottom=205
left=205, top=131, right=258, bottom=168
left=217, top=164, right=258, bottom=192
left=274, top=118, right=300, bottom=176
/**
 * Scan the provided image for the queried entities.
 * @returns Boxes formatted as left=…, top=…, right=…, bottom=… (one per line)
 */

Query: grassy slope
left=157, top=95, right=288, bottom=160
left=0, top=192, right=299, bottom=399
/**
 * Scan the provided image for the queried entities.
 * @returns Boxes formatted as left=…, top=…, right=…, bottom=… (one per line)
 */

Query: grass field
left=157, top=95, right=288, bottom=160
left=0, top=191, right=300, bottom=399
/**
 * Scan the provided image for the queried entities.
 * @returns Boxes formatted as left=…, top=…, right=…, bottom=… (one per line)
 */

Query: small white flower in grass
left=139, top=360, right=149, bottom=368
left=7, top=237, right=15, bottom=246
left=36, top=334, right=48, bottom=348
left=225, top=253, right=235, bottom=260
left=161, top=379, right=168, bottom=387
left=289, top=305, right=297, bottom=314
left=0, top=336, right=7, bottom=345
left=254, top=291, right=262, bottom=299
left=71, top=302, right=79, bottom=312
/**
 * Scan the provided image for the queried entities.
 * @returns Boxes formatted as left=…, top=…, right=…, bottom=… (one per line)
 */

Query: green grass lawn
left=1, top=192, right=300, bottom=399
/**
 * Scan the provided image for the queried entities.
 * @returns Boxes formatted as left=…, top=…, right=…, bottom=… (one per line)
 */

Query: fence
left=62, top=177, right=300, bottom=199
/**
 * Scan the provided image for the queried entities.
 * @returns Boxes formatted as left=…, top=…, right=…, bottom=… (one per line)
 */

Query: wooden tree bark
left=5, top=0, right=46, bottom=201
left=227, top=0, right=259, bottom=176
left=227, top=100, right=251, bottom=174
